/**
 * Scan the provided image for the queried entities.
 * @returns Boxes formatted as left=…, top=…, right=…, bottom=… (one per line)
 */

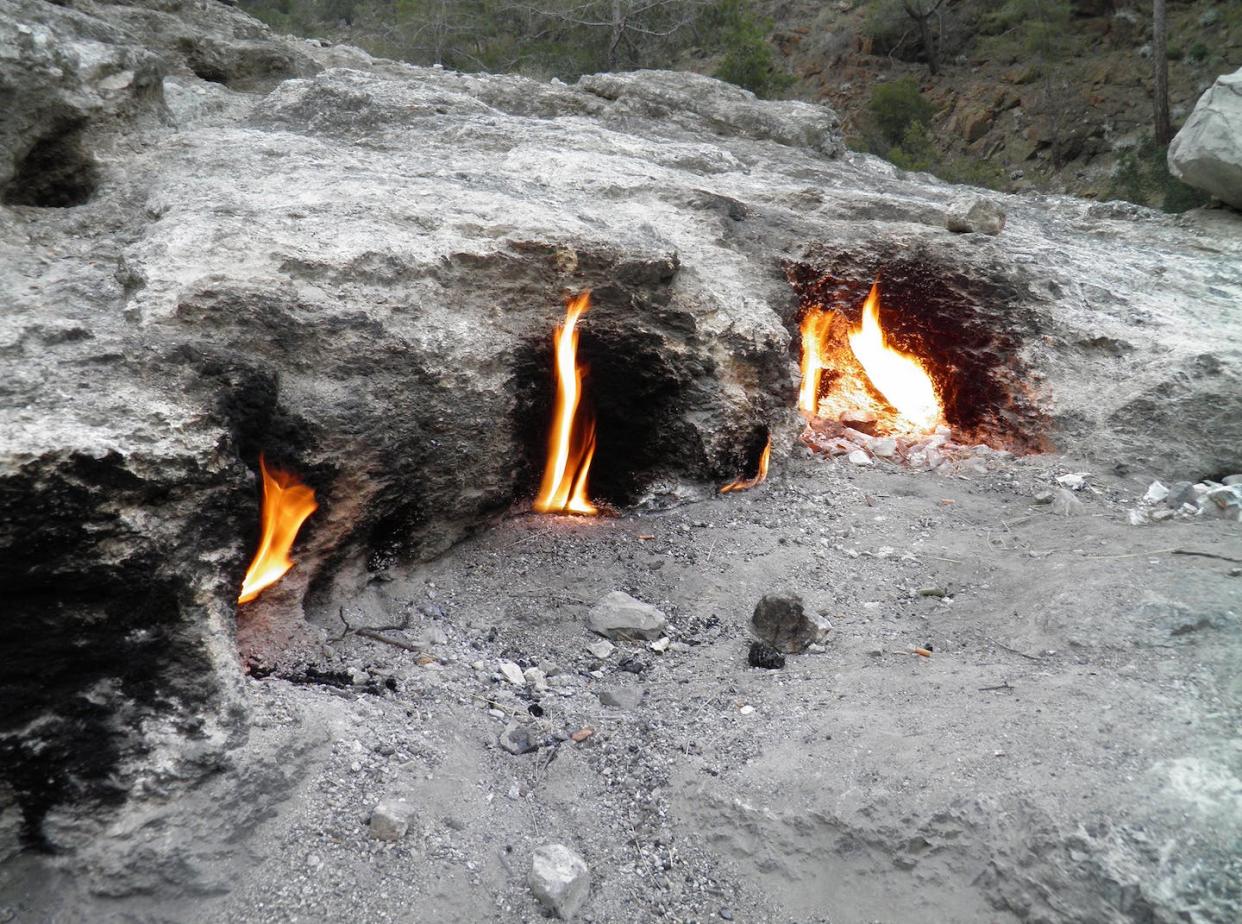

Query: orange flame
left=798, top=309, right=834, bottom=416
left=721, top=435, right=771, bottom=493
left=847, top=282, right=943, bottom=431
left=238, top=455, right=318, bottom=604
left=533, top=292, right=598, bottom=516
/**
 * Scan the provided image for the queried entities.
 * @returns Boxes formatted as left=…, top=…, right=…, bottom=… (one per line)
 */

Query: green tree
left=866, top=76, right=935, bottom=148
left=710, top=0, right=792, bottom=97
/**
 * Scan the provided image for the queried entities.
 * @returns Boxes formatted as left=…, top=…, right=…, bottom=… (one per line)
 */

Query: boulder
left=751, top=594, right=830, bottom=653
left=1169, top=67, right=1242, bottom=209
left=946, top=197, right=1007, bottom=235
left=529, top=843, right=591, bottom=920
left=586, top=592, right=667, bottom=640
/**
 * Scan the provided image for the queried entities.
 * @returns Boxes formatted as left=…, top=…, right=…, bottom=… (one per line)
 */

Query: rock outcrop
left=1169, top=66, right=1242, bottom=209
left=1, top=0, right=1240, bottom=875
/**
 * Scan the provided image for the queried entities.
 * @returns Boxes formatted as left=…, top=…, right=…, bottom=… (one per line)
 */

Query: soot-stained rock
left=751, top=594, right=830, bottom=653
left=748, top=641, right=787, bottom=669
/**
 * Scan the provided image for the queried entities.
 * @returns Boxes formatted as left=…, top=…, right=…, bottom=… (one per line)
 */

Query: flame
left=847, top=283, right=943, bottom=431
left=533, top=291, right=598, bottom=516
left=238, top=455, right=318, bottom=604
left=721, top=435, right=771, bottom=493
left=798, top=309, right=834, bottom=416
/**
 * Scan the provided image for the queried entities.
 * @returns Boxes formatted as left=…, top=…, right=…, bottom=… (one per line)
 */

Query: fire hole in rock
left=3, top=123, right=100, bottom=208
left=787, top=254, right=1051, bottom=463
left=513, top=290, right=706, bottom=510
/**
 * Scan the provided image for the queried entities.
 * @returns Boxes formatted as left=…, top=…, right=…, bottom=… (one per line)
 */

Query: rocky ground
left=8, top=447, right=1239, bottom=924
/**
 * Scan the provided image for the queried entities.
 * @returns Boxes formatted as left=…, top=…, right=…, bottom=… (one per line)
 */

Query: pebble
left=649, top=637, right=670, bottom=653
left=847, top=449, right=873, bottom=466
left=499, top=661, right=526, bottom=686
left=751, top=593, right=830, bottom=653
left=597, top=687, right=644, bottom=710
left=499, top=722, right=538, bottom=755
left=586, top=639, right=616, bottom=659
left=370, top=799, right=416, bottom=841
left=739, top=705, right=755, bottom=716
left=1144, top=481, right=1169, bottom=503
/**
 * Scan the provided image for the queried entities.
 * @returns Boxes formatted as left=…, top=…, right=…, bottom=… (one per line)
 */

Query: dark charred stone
left=751, top=593, right=830, bottom=654
left=748, top=641, right=786, bottom=670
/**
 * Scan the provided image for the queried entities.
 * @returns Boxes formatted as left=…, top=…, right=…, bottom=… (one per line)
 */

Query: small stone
left=370, top=799, right=415, bottom=841
left=918, top=586, right=948, bottom=598
left=840, top=409, right=878, bottom=434
left=570, top=726, right=595, bottom=742
left=1051, top=488, right=1084, bottom=517
left=649, top=637, right=670, bottom=653
left=586, top=639, right=615, bottom=659
left=596, top=687, right=644, bottom=710
left=1056, top=472, right=1087, bottom=491
left=871, top=437, right=898, bottom=458
left=847, top=449, right=873, bottom=466
left=751, top=593, right=830, bottom=653
left=945, top=196, right=1006, bottom=235
left=739, top=705, right=755, bottom=716
left=499, top=722, right=538, bottom=755
left=617, top=655, right=646, bottom=674
left=1204, top=486, right=1242, bottom=520
left=586, top=591, right=667, bottom=640
left=747, top=640, right=786, bottom=669
left=499, top=661, right=526, bottom=686
left=1166, top=481, right=1198, bottom=508
left=1151, top=508, right=1176, bottom=522
left=529, top=844, right=590, bottom=920
left=1032, top=490, right=1054, bottom=505
left=1128, top=508, right=1148, bottom=526
left=720, top=909, right=734, bottom=922
left=1143, top=481, right=1169, bottom=503
left=524, top=666, right=548, bottom=690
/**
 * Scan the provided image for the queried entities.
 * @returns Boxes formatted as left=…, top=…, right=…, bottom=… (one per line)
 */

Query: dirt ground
left=31, top=447, right=1242, bottom=924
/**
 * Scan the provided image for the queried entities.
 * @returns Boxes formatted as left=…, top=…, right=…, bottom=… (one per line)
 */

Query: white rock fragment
left=586, top=639, right=615, bottom=659
left=871, top=437, right=898, bottom=458
left=1144, top=481, right=1169, bottom=503
left=1128, top=508, right=1149, bottom=526
left=847, top=449, right=873, bottom=466
left=523, top=666, right=548, bottom=690
left=529, top=844, right=590, bottom=920
left=739, top=705, right=755, bottom=716
left=649, top=636, right=670, bottom=653
left=499, top=661, right=525, bottom=686
left=586, top=591, right=667, bottom=640
left=1056, top=472, right=1089, bottom=491
left=370, top=799, right=415, bottom=841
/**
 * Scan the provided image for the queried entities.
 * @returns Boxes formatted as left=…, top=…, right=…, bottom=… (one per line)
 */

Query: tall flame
left=534, top=291, right=598, bottom=516
left=798, top=309, right=834, bottom=416
left=238, top=455, right=318, bottom=604
left=721, top=435, right=771, bottom=493
left=847, top=282, right=943, bottom=431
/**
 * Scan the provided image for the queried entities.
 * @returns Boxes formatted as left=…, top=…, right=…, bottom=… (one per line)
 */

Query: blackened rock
left=751, top=593, right=830, bottom=653
left=748, top=641, right=786, bottom=669
left=617, top=656, right=647, bottom=674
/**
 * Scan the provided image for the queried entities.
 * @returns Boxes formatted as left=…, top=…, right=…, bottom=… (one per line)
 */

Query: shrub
left=1188, top=43, right=1209, bottom=64
left=867, top=77, right=935, bottom=148
left=1106, top=136, right=1211, bottom=213
left=711, top=0, right=793, bottom=98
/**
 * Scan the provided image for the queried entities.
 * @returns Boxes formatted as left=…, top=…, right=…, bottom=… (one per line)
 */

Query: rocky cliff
left=1, top=0, right=1240, bottom=879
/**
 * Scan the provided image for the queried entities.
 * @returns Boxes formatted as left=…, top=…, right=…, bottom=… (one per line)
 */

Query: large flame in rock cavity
left=798, top=310, right=834, bottom=416
left=720, top=435, right=771, bottom=494
left=848, top=283, right=943, bottom=431
left=238, top=455, right=318, bottom=604
left=534, top=291, right=598, bottom=515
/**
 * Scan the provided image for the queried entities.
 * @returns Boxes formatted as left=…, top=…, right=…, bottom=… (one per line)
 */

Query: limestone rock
left=1169, top=67, right=1242, bottom=209
left=586, top=592, right=667, bottom=640
left=751, top=594, right=830, bottom=653
left=370, top=799, right=415, bottom=841
left=529, top=843, right=591, bottom=920
left=946, top=197, right=1007, bottom=234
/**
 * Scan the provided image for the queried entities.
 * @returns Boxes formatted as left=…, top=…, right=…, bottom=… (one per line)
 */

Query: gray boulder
left=945, top=197, right=1007, bottom=235
left=1169, top=67, right=1242, bottom=208
left=586, top=592, right=668, bottom=640
left=529, top=843, right=591, bottom=920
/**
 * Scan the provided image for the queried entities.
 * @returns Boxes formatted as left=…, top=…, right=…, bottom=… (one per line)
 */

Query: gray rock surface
left=750, top=593, right=830, bottom=653
left=1169, top=67, right=1242, bottom=208
left=529, top=843, right=591, bottom=920
left=586, top=592, right=668, bottom=640
left=1, top=0, right=1241, bottom=882
left=369, top=798, right=414, bottom=841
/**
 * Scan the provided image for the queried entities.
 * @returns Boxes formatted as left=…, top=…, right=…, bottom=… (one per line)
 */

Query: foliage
left=866, top=76, right=935, bottom=148
left=1105, top=136, right=1210, bottom=214
left=884, top=121, right=1006, bottom=190
left=1187, top=42, right=1208, bottom=64
left=861, top=0, right=911, bottom=54
left=709, top=0, right=792, bottom=97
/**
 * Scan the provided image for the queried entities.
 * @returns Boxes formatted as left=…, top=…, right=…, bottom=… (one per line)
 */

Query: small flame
left=238, top=455, right=318, bottom=604
left=533, top=291, right=598, bottom=516
left=847, top=283, right=943, bottom=431
left=798, top=309, right=834, bottom=416
left=720, top=435, right=771, bottom=493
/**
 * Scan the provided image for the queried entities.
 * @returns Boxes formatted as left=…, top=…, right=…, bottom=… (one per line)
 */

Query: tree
left=524, top=0, right=711, bottom=69
left=1152, top=0, right=1172, bottom=145
left=901, top=0, right=946, bottom=75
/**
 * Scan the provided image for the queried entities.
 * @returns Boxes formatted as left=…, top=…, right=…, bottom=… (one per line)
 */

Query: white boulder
left=1169, top=67, right=1242, bottom=208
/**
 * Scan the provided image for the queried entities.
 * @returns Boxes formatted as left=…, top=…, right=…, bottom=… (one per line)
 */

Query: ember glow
left=797, top=309, right=834, bottom=416
left=720, top=435, right=771, bottom=494
left=847, top=282, right=943, bottom=431
left=237, top=455, right=318, bottom=604
left=533, top=291, right=598, bottom=516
